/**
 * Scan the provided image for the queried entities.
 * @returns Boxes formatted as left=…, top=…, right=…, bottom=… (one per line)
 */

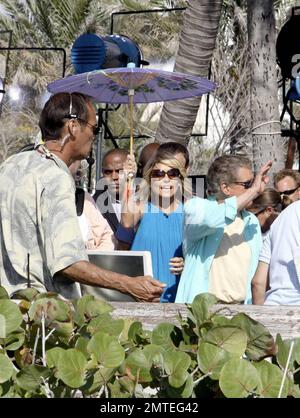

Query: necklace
left=36, top=144, right=56, bottom=160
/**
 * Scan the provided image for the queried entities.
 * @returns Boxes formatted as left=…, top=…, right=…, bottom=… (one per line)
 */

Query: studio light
left=276, top=7, right=300, bottom=80
left=71, top=33, right=148, bottom=74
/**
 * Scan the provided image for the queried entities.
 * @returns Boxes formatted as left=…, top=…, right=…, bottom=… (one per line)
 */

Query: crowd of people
left=1, top=91, right=300, bottom=306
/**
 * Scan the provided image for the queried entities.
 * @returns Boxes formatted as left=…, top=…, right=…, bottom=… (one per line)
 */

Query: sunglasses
left=252, top=207, right=266, bottom=216
left=232, top=178, right=254, bottom=189
left=77, top=118, right=100, bottom=136
left=279, top=186, right=299, bottom=196
left=102, top=168, right=123, bottom=176
left=150, top=168, right=181, bottom=180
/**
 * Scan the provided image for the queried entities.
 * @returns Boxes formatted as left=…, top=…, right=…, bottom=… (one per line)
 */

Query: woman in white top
left=251, top=189, right=284, bottom=304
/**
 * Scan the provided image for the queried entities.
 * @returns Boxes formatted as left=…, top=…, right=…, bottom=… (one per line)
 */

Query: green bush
left=0, top=286, right=299, bottom=398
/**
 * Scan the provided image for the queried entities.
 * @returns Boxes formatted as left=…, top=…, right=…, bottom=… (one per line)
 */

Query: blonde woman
left=120, top=148, right=190, bottom=302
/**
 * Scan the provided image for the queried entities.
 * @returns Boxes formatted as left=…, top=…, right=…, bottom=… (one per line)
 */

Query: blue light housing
left=71, top=33, right=145, bottom=74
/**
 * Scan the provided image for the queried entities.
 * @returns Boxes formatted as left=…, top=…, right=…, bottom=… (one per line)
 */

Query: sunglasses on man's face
left=80, top=119, right=100, bottom=136
left=102, top=168, right=123, bottom=176
left=232, top=178, right=254, bottom=189
left=64, top=115, right=99, bottom=136
left=150, top=168, right=181, bottom=180
left=279, top=186, right=299, bottom=197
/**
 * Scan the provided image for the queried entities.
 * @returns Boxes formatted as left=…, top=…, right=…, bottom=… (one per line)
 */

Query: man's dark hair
left=39, top=92, right=92, bottom=141
left=102, top=148, right=129, bottom=166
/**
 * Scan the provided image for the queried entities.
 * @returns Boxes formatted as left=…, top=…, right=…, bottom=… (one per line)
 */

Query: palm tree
left=247, top=0, right=285, bottom=175
left=155, top=0, right=223, bottom=145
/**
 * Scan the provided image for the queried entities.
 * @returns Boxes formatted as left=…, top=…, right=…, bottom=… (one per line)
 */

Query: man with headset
left=0, top=92, right=165, bottom=302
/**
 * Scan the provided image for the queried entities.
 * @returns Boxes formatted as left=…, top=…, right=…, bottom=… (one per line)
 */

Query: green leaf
left=0, top=300, right=23, bottom=338
left=73, top=295, right=94, bottom=326
left=46, top=347, right=64, bottom=368
left=83, top=367, right=115, bottom=395
left=17, top=300, right=31, bottom=315
left=290, top=383, right=300, bottom=398
left=118, top=376, right=136, bottom=396
left=50, top=321, right=73, bottom=340
left=28, top=298, right=71, bottom=324
left=0, top=286, right=9, bottom=300
left=87, top=331, right=125, bottom=368
left=2, top=328, right=25, bottom=351
left=211, top=316, right=232, bottom=327
left=0, top=314, right=6, bottom=339
left=197, top=341, right=232, bottom=380
left=0, top=354, right=14, bottom=383
left=16, top=365, right=51, bottom=392
left=74, top=295, right=113, bottom=326
left=126, top=349, right=152, bottom=382
left=11, top=288, right=39, bottom=302
left=276, top=334, right=295, bottom=371
left=87, top=313, right=124, bottom=337
left=254, top=360, right=288, bottom=398
left=119, top=318, right=135, bottom=344
left=292, top=338, right=300, bottom=366
left=108, top=379, right=131, bottom=398
left=164, top=374, right=194, bottom=398
left=190, top=293, right=218, bottom=326
left=151, top=323, right=181, bottom=349
left=75, top=337, right=89, bottom=358
left=230, top=313, right=276, bottom=360
left=0, top=380, right=21, bottom=398
left=163, top=350, right=191, bottom=388
left=57, top=349, right=88, bottom=388
left=125, top=344, right=163, bottom=383
left=219, top=358, right=261, bottom=398
left=143, top=344, right=164, bottom=363
left=128, top=321, right=147, bottom=344
left=85, top=300, right=113, bottom=319
left=204, top=326, right=248, bottom=356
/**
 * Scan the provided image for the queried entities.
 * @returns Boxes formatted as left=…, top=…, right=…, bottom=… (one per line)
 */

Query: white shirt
left=260, top=200, right=300, bottom=305
left=111, top=200, right=122, bottom=222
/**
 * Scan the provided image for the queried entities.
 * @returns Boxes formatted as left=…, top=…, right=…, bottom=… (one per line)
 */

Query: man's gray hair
left=206, top=155, right=252, bottom=199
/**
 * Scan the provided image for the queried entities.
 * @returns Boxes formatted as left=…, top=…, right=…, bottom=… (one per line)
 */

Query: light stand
left=87, top=107, right=120, bottom=192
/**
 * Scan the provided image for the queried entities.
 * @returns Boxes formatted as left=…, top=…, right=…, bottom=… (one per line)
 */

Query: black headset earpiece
left=86, top=156, right=95, bottom=166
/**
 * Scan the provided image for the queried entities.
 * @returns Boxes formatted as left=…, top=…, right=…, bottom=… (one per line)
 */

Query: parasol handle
left=128, top=89, right=134, bottom=157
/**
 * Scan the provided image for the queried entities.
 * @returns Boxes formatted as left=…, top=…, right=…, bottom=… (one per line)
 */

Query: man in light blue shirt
left=175, top=155, right=272, bottom=304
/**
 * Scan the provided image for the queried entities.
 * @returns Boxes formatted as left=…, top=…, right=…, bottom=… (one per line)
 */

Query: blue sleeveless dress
left=131, top=202, right=183, bottom=302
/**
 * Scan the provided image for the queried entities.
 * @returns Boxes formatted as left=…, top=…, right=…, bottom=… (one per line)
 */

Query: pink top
left=78, top=192, right=115, bottom=250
